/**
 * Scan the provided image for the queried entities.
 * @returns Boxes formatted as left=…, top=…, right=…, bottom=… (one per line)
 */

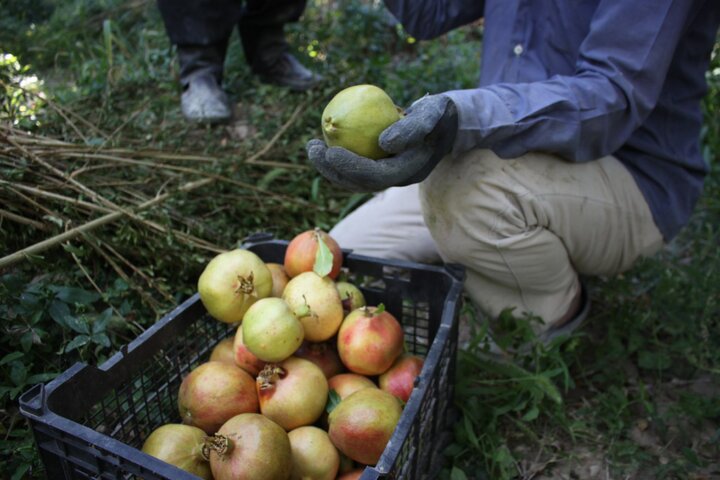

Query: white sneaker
left=180, top=74, right=232, bottom=123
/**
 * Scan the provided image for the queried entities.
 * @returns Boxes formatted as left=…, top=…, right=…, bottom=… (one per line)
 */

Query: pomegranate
left=233, top=326, right=266, bottom=376
left=328, top=373, right=377, bottom=400
left=178, top=361, right=258, bottom=434
left=141, top=424, right=212, bottom=480
left=284, top=228, right=342, bottom=279
left=282, top=272, right=344, bottom=342
left=207, top=413, right=292, bottom=480
left=335, top=281, right=366, bottom=314
left=378, top=354, right=424, bottom=403
left=327, top=388, right=402, bottom=466
left=256, top=357, right=328, bottom=431
left=337, top=306, right=404, bottom=376
left=288, top=426, right=340, bottom=480
left=266, top=262, right=290, bottom=297
left=209, top=336, right=236, bottom=366
left=294, top=341, right=344, bottom=379
left=198, top=249, right=272, bottom=324
left=242, top=297, right=304, bottom=363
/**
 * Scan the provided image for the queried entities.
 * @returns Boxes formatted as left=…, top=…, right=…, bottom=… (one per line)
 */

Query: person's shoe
left=468, top=284, right=591, bottom=358
left=535, top=285, right=591, bottom=346
left=180, top=74, right=232, bottom=123
left=254, top=52, right=322, bottom=91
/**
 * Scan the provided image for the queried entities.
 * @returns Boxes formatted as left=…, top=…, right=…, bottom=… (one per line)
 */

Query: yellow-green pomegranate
left=141, top=424, right=212, bottom=480
left=242, top=298, right=304, bottom=363
left=197, top=249, right=272, bottom=324
left=288, top=426, right=340, bottom=480
left=322, top=85, right=402, bottom=160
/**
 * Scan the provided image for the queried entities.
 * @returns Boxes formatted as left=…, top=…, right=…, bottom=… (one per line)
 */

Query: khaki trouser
left=330, top=149, right=664, bottom=331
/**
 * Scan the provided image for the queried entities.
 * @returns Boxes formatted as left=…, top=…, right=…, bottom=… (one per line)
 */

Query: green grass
left=1, top=1, right=718, bottom=479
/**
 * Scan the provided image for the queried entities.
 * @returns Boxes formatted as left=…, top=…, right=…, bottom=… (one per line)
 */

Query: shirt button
left=513, top=44, right=524, bottom=56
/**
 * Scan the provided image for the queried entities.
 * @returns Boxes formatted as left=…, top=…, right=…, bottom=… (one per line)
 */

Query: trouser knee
left=419, top=149, right=527, bottom=263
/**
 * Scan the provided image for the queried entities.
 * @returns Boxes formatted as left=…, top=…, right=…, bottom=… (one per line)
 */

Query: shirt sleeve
left=383, top=0, right=485, bottom=40
left=444, top=0, right=699, bottom=162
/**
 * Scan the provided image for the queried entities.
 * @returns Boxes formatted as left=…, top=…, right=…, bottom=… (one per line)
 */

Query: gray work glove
left=306, top=94, right=458, bottom=192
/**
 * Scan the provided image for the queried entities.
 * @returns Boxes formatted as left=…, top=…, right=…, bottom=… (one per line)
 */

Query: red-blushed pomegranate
left=257, top=357, right=329, bottom=431
left=178, top=361, right=258, bottom=434
left=288, top=426, right=340, bottom=480
left=337, top=306, right=404, bottom=376
left=378, top=354, right=424, bottom=403
left=328, top=373, right=377, bottom=400
left=266, top=262, right=290, bottom=297
left=335, top=281, right=366, bottom=314
left=232, top=327, right=266, bottom=376
left=284, top=229, right=342, bottom=279
left=282, top=272, right=344, bottom=342
left=198, top=249, right=272, bottom=324
left=208, top=413, right=292, bottom=480
left=242, top=297, right=304, bottom=362
left=141, top=424, right=212, bottom=480
left=294, top=341, right=344, bottom=379
left=337, top=471, right=363, bottom=480
left=209, top=336, right=236, bottom=366
left=327, top=388, right=402, bottom=466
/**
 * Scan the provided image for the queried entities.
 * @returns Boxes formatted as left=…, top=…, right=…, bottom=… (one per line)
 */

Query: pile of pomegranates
left=141, top=228, right=426, bottom=480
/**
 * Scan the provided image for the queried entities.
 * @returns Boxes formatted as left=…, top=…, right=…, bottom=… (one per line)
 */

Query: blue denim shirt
left=384, top=0, right=720, bottom=241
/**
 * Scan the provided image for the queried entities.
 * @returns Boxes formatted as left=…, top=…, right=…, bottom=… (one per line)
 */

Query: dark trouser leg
left=238, top=0, right=306, bottom=68
left=238, top=0, right=320, bottom=90
left=157, top=0, right=243, bottom=83
left=157, top=0, right=243, bottom=47
left=156, top=0, right=238, bottom=121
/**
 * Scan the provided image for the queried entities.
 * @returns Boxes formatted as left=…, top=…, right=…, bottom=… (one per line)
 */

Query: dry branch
left=0, top=101, right=308, bottom=269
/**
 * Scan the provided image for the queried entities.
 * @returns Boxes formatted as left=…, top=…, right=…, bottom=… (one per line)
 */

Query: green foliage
left=0, top=53, right=45, bottom=129
left=0, top=272, right=138, bottom=478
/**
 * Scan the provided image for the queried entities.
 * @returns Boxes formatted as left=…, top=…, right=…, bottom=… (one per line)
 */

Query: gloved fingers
left=314, top=146, right=389, bottom=192
left=378, top=146, right=435, bottom=184
left=379, top=113, right=433, bottom=154
left=379, top=95, right=449, bottom=154
left=306, top=138, right=328, bottom=164
left=315, top=146, right=435, bottom=192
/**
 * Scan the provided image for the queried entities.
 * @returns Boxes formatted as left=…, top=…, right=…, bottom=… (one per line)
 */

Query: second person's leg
left=157, top=0, right=241, bottom=122
left=239, top=0, right=321, bottom=91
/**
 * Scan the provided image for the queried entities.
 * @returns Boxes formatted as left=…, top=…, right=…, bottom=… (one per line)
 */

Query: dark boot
left=177, top=43, right=232, bottom=123
left=239, top=0, right=322, bottom=91
left=240, top=26, right=322, bottom=91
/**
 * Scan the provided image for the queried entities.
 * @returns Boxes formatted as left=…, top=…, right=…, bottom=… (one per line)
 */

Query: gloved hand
left=306, top=94, right=458, bottom=192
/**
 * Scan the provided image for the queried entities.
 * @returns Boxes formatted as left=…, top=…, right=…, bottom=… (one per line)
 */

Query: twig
left=246, top=103, right=305, bottom=164
left=99, top=241, right=175, bottom=303
left=3, top=181, right=225, bottom=254
left=0, top=80, right=109, bottom=140
left=2, top=181, right=113, bottom=213
left=55, top=151, right=316, bottom=206
left=0, top=100, right=307, bottom=268
left=5, top=135, right=226, bottom=248
left=65, top=241, right=127, bottom=325
left=5, top=185, right=63, bottom=220
left=0, top=208, right=49, bottom=230
left=83, top=236, right=161, bottom=318
left=0, top=177, right=212, bottom=269
left=95, top=99, right=151, bottom=150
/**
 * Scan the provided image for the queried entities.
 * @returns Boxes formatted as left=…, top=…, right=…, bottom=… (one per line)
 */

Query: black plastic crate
left=20, top=237, right=464, bottom=480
